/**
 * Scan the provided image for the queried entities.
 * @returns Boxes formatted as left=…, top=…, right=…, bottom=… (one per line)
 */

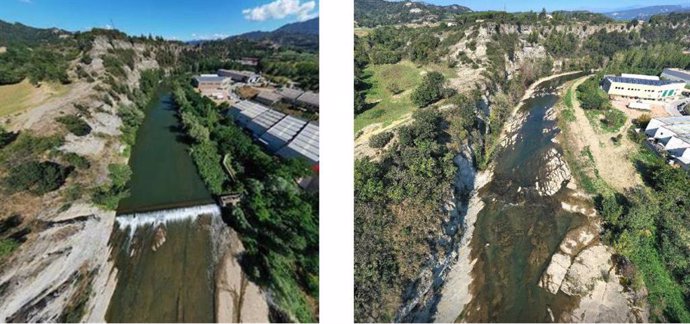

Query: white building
left=645, top=116, right=690, bottom=169
left=602, top=74, right=685, bottom=101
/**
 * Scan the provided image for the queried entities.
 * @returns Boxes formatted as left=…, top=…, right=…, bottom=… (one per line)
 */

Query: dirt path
left=562, top=76, right=642, bottom=192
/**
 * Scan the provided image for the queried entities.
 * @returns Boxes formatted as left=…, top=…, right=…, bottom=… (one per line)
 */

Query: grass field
left=355, top=60, right=458, bottom=132
left=0, top=80, right=68, bottom=117
left=355, top=61, right=423, bottom=132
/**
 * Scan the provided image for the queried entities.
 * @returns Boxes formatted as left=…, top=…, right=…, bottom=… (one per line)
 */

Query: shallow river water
left=458, top=73, right=589, bottom=322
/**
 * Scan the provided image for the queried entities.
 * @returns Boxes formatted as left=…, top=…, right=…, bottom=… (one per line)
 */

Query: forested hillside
left=354, top=8, right=690, bottom=322
left=229, top=17, right=319, bottom=51
left=354, top=0, right=471, bottom=27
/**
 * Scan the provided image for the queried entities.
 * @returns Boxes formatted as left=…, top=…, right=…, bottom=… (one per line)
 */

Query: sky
left=0, top=0, right=319, bottom=41
left=413, top=0, right=690, bottom=12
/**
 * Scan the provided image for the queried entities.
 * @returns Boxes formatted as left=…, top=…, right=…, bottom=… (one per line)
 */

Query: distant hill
left=603, top=5, right=690, bottom=20
left=355, top=0, right=471, bottom=27
left=0, top=20, right=70, bottom=46
left=228, top=17, right=318, bottom=51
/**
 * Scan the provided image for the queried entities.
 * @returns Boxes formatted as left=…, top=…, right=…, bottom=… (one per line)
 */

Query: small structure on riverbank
left=645, top=116, right=690, bottom=169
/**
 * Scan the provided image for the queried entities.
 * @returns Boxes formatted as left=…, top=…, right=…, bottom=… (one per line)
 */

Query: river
left=105, top=91, right=221, bottom=323
left=436, top=73, right=593, bottom=322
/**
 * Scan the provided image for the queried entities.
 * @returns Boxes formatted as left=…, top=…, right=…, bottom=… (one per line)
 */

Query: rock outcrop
left=535, top=148, right=571, bottom=196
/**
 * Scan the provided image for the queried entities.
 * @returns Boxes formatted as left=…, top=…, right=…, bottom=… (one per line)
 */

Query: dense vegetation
left=172, top=82, right=318, bottom=322
left=596, top=140, right=690, bottom=322
left=354, top=0, right=470, bottom=27
left=3, top=161, right=71, bottom=195
left=354, top=6, right=690, bottom=322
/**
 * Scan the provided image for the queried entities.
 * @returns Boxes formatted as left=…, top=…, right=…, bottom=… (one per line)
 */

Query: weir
left=115, top=203, right=222, bottom=238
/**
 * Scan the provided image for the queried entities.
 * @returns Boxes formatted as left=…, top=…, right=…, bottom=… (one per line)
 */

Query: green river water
left=460, top=73, right=590, bottom=322
left=105, top=91, right=219, bottom=323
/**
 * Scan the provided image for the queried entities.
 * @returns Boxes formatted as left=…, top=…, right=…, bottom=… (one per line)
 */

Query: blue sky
left=0, top=0, right=319, bottom=41
left=415, top=0, right=690, bottom=12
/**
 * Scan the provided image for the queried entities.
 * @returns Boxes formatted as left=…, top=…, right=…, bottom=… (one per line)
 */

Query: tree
left=411, top=72, right=445, bottom=107
left=3, top=161, right=71, bottom=195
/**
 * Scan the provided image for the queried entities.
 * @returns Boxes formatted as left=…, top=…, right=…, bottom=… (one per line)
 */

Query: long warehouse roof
left=247, top=109, right=286, bottom=135
left=277, top=123, right=319, bottom=163
left=606, top=76, right=684, bottom=86
left=262, top=115, right=306, bottom=143
left=232, top=100, right=269, bottom=119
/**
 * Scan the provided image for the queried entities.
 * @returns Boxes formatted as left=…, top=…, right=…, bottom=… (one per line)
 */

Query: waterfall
left=115, top=203, right=221, bottom=238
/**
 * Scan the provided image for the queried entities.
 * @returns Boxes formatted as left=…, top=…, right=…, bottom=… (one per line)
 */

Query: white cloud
left=242, top=0, right=316, bottom=22
left=104, top=24, right=113, bottom=30
left=19, top=0, right=32, bottom=3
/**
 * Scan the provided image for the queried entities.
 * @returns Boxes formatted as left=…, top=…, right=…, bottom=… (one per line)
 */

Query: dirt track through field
left=562, top=76, right=642, bottom=191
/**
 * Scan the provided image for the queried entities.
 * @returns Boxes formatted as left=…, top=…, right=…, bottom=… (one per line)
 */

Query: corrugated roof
left=277, top=123, right=319, bottom=163
left=662, top=68, right=690, bottom=81
left=232, top=100, right=269, bottom=119
left=606, top=76, right=684, bottom=86
left=246, top=109, right=285, bottom=135
left=259, top=115, right=306, bottom=151
left=278, top=88, right=304, bottom=100
left=297, top=91, right=319, bottom=107
left=256, top=90, right=283, bottom=103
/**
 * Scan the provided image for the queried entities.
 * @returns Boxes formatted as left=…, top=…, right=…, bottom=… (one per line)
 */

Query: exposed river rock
left=426, top=72, right=646, bottom=323
left=535, top=148, right=572, bottom=196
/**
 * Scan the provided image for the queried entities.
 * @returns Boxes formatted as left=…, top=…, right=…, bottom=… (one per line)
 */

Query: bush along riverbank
left=171, top=81, right=319, bottom=322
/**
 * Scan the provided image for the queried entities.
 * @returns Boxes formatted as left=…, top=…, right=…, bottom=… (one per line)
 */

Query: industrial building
left=217, top=69, right=260, bottom=83
left=227, top=100, right=268, bottom=127
left=254, top=89, right=283, bottom=106
left=602, top=73, right=685, bottom=101
left=645, top=116, right=690, bottom=169
left=192, top=74, right=230, bottom=90
left=259, top=116, right=307, bottom=152
left=226, top=100, right=319, bottom=164
left=661, top=68, right=690, bottom=85
left=277, top=122, right=319, bottom=164
left=295, top=91, right=320, bottom=111
left=278, top=87, right=304, bottom=103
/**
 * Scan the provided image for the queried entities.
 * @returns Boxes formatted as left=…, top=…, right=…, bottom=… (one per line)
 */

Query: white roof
left=278, top=123, right=319, bottom=163
left=231, top=100, right=269, bottom=119
left=621, top=73, right=659, bottom=81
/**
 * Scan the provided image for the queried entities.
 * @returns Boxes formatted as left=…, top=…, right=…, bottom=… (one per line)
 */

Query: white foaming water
left=115, top=203, right=221, bottom=238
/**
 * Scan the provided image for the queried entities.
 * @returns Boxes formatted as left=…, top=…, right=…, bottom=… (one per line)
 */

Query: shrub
left=0, top=127, right=18, bottom=148
left=56, top=115, right=92, bottom=136
left=3, top=161, right=71, bottom=195
left=62, top=152, right=90, bottom=169
left=369, top=131, right=394, bottom=148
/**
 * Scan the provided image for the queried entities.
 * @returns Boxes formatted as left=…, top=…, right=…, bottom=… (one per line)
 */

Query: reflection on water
left=461, top=73, right=589, bottom=322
